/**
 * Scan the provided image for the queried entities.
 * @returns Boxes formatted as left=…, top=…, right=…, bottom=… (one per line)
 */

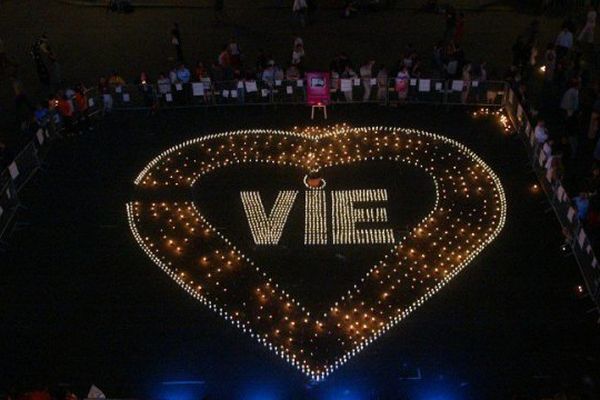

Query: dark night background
left=2, top=104, right=598, bottom=399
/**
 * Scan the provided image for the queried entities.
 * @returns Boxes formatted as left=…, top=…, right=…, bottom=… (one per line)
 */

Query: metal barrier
left=504, top=88, right=600, bottom=314
left=0, top=111, right=63, bottom=245
left=92, top=78, right=509, bottom=110
left=0, top=169, right=19, bottom=245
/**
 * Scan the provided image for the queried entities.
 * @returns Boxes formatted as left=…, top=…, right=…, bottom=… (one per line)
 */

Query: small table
left=311, top=103, right=328, bottom=120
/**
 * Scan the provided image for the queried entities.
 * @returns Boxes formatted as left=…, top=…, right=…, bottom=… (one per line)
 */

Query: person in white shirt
left=578, top=5, right=597, bottom=44
left=376, top=65, right=388, bottom=102
left=555, top=26, right=573, bottom=59
left=534, top=119, right=548, bottom=144
left=291, top=43, right=305, bottom=67
left=157, top=73, right=172, bottom=95
left=560, top=82, right=579, bottom=118
left=359, top=60, right=375, bottom=102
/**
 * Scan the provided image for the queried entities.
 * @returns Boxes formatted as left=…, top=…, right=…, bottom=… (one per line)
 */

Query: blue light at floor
left=241, top=390, right=281, bottom=400
left=157, top=380, right=206, bottom=400
left=413, top=386, right=460, bottom=400
left=319, top=382, right=368, bottom=400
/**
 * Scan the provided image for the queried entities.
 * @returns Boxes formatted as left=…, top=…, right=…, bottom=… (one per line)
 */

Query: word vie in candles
left=240, top=189, right=396, bottom=246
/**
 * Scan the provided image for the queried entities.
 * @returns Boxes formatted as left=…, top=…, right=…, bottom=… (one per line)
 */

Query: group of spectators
left=92, top=11, right=491, bottom=111
left=522, top=5, right=600, bottom=247
left=0, top=33, right=96, bottom=169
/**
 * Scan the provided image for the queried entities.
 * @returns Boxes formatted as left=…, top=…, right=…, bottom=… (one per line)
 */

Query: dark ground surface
left=1, top=104, right=599, bottom=399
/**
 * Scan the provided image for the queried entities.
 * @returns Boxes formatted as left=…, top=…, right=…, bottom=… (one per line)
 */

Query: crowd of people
left=2, top=5, right=600, bottom=234
left=519, top=5, right=600, bottom=248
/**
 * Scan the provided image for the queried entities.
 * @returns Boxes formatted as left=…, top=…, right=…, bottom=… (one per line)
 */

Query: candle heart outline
left=127, top=126, right=507, bottom=381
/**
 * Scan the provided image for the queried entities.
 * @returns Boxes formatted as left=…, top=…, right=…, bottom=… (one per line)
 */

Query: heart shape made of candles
left=126, top=126, right=507, bottom=381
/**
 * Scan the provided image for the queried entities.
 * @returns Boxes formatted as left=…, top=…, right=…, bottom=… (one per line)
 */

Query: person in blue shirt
left=574, top=192, right=590, bottom=221
left=34, top=102, right=49, bottom=129
left=176, top=63, right=191, bottom=83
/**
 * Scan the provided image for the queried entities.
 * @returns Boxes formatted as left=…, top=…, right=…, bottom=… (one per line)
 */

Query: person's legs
left=362, top=79, right=371, bottom=101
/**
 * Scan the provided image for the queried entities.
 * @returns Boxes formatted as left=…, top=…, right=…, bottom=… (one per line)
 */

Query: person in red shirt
left=55, top=90, right=74, bottom=132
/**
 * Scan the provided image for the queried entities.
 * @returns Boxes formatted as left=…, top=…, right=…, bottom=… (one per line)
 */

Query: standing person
left=360, top=60, right=375, bottom=102
left=291, top=43, right=305, bottom=69
left=560, top=79, right=580, bottom=119
left=395, top=65, right=410, bottom=103
left=578, top=5, right=597, bottom=45
left=341, top=65, right=357, bottom=102
left=293, top=0, right=308, bottom=27
left=534, top=119, right=549, bottom=144
left=376, top=65, right=388, bottom=103
left=30, top=40, right=50, bottom=87
left=555, top=25, right=573, bottom=61
left=171, top=23, right=184, bottom=62
left=13, top=78, right=33, bottom=130
left=461, top=63, right=472, bottom=103
left=228, top=37, right=242, bottom=69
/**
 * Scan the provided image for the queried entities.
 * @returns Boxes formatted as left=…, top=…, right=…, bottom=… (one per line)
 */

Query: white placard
left=237, top=81, right=244, bottom=89
left=297, top=79, right=304, bottom=87
left=557, top=185, right=566, bottom=202
left=175, top=83, right=183, bottom=92
left=543, top=143, right=551, bottom=156
left=88, top=98, right=95, bottom=107
left=275, top=80, right=282, bottom=86
left=8, top=162, right=19, bottom=180
left=529, top=130, right=536, bottom=146
left=451, top=80, right=464, bottom=91
left=286, top=86, right=293, bottom=95
left=370, top=78, right=377, bottom=86
left=538, top=151, right=546, bottom=167
left=165, top=93, right=173, bottom=102
left=567, top=207, right=576, bottom=222
left=410, top=79, right=417, bottom=86
left=353, top=78, right=361, bottom=86
left=115, top=86, right=122, bottom=93
left=340, top=79, right=352, bottom=92
left=418, top=79, right=431, bottom=92
left=578, top=229, right=587, bottom=248
left=261, top=88, right=269, bottom=97
left=435, top=82, right=443, bottom=91
left=245, top=81, right=258, bottom=93
left=36, top=129, right=45, bottom=145
left=472, top=81, right=479, bottom=88
left=192, top=82, right=204, bottom=96
left=122, top=93, right=130, bottom=102
left=222, top=90, right=229, bottom=98
left=231, top=90, right=238, bottom=98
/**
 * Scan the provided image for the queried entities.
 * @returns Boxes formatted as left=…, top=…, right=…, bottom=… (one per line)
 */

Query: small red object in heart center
left=127, top=126, right=506, bottom=381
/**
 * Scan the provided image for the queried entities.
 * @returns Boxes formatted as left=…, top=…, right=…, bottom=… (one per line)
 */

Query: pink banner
left=306, top=72, right=331, bottom=106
